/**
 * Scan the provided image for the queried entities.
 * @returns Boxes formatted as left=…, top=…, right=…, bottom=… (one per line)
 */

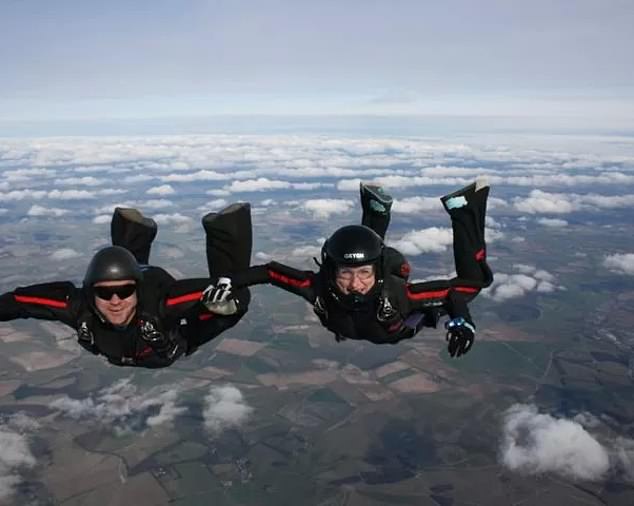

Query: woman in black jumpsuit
left=206, top=181, right=493, bottom=357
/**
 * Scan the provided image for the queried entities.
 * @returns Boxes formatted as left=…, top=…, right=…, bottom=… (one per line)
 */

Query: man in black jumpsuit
left=0, top=204, right=252, bottom=368
left=206, top=181, right=493, bottom=357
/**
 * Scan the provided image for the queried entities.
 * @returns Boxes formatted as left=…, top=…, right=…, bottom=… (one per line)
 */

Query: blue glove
left=445, top=317, right=475, bottom=358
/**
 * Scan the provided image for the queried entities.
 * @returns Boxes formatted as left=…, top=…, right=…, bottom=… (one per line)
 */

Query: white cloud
left=537, top=218, right=568, bottom=227
left=141, top=199, right=174, bottom=209
left=514, top=190, right=578, bottom=214
left=160, top=170, right=229, bottom=182
left=301, top=199, right=354, bottom=219
left=50, top=378, right=187, bottom=434
left=603, top=253, right=634, bottom=275
left=392, top=196, right=441, bottom=214
left=484, top=265, right=560, bottom=301
left=146, top=184, right=175, bottom=196
left=47, top=189, right=97, bottom=200
left=514, top=190, right=634, bottom=215
left=51, top=248, right=81, bottom=260
left=0, top=190, right=47, bottom=201
left=123, top=174, right=154, bottom=184
left=153, top=213, right=192, bottom=225
left=198, top=199, right=228, bottom=211
left=206, top=189, right=231, bottom=197
left=203, top=385, right=253, bottom=433
left=389, top=227, right=454, bottom=255
left=93, top=214, right=111, bottom=224
left=254, top=251, right=272, bottom=262
left=500, top=403, right=610, bottom=481
left=27, top=204, right=69, bottom=217
left=291, top=245, right=322, bottom=257
left=55, top=176, right=106, bottom=186
left=0, top=427, right=36, bottom=501
left=225, top=178, right=291, bottom=192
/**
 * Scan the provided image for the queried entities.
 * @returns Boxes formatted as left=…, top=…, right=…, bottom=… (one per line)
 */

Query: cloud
left=27, top=204, right=69, bottom=217
left=291, top=245, right=322, bottom=257
left=392, top=196, right=441, bottom=214
left=141, top=199, right=174, bottom=209
left=537, top=218, right=568, bottom=227
left=254, top=251, right=272, bottom=262
left=47, top=189, right=97, bottom=200
left=389, top=227, right=454, bottom=255
left=146, top=184, right=175, bottom=196
left=224, top=177, right=291, bottom=193
left=300, top=199, right=354, bottom=219
left=203, top=385, right=253, bottom=433
left=0, top=418, right=37, bottom=501
left=93, top=214, right=111, bottom=224
left=198, top=199, right=228, bottom=211
left=51, top=248, right=82, bottom=260
left=223, top=178, right=323, bottom=192
left=514, top=190, right=578, bottom=214
left=160, top=170, right=230, bottom=182
left=484, top=264, right=559, bottom=301
left=55, top=176, right=106, bottom=186
left=153, top=213, right=192, bottom=225
left=514, top=190, right=634, bottom=215
left=50, top=378, right=187, bottom=434
left=0, top=190, right=47, bottom=201
left=500, top=403, right=610, bottom=481
left=603, top=253, right=634, bottom=275
left=206, top=189, right=231, bottom=197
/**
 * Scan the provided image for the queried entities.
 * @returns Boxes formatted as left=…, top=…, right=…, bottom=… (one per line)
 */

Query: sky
left=1, top=0, right=634, bottom=132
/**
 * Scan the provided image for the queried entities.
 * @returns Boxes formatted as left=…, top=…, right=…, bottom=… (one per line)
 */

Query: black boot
left=360, top=183, right=393, bottom=239
left=202, top=203, right=252, bottom=277
left=111, top=208, right=157, bottom=264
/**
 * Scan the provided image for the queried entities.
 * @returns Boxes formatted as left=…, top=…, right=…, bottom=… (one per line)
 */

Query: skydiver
left=0, top=204, right=252, bottom=368
left=205, top=181, right=493, bottom=357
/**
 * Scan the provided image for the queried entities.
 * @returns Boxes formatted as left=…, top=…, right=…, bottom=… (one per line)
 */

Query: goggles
left=335, top=265, right=375, bottom=282
left=94, top=284, right=137, bottom=301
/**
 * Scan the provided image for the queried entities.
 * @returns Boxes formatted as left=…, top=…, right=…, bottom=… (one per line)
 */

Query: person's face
left=93, top=280, right=138, bottom=326
left=335, top=264, right=376, bottom=295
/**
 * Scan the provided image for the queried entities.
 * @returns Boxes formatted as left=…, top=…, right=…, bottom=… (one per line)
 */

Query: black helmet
left=322, top=225, right=384, bottom=267
left=321, top=225, right=384, bottom=309
left=83, top=246, right=143, bottom=287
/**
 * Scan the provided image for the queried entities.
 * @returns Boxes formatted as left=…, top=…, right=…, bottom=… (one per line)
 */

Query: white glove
left=201, top=277, right=238, bottom=315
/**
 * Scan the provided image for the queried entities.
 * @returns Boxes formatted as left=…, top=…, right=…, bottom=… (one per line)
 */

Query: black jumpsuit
left=231, top=183, right=493, bottom=344
left=0, top=204, right=252, bottom=367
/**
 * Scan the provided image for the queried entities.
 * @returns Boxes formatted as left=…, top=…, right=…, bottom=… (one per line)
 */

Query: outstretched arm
left=205, top=262, right=318, bottom=307
left=0, top=281, right=81, bottom=328
left=406, top=278, right=482, bottom=357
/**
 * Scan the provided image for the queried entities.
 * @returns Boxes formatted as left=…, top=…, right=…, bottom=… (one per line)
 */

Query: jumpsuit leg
left=188, top=203, right=253, bottom=351
left=440, top=178, right=493, bottom=287
left=201, top=202, right=252, bottom=277
left=111, top=207, right=158, bottom=264
left=360, top=183, right=393, bottom=240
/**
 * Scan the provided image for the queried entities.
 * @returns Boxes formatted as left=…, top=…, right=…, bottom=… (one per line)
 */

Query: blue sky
left=1, top=0, right=633, bottom=130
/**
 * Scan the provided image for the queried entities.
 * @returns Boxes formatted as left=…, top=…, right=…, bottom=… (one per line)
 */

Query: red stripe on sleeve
left=455, top=286, right=479, bottom=294
left=14, top=295, right=68, bottom=309
left=406, top=288, right=449, bottom=301
left=268, top=270, right=312, bottom=288
left=166, top=291, right=203, bottom=306
left=475, top=248, right=486, bottom=261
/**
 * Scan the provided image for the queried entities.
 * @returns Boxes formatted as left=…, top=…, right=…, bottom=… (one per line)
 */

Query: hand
left=201, top=277, right=238, bottom=315
left=445, top=317, right=475, bottom=358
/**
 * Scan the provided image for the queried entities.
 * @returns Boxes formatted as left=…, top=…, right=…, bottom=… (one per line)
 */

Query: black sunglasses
left=94, top=284, right=137, bottom=301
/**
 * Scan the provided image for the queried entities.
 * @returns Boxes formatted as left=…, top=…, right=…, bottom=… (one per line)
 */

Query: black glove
left=445, top=317, right=475, bottom=358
